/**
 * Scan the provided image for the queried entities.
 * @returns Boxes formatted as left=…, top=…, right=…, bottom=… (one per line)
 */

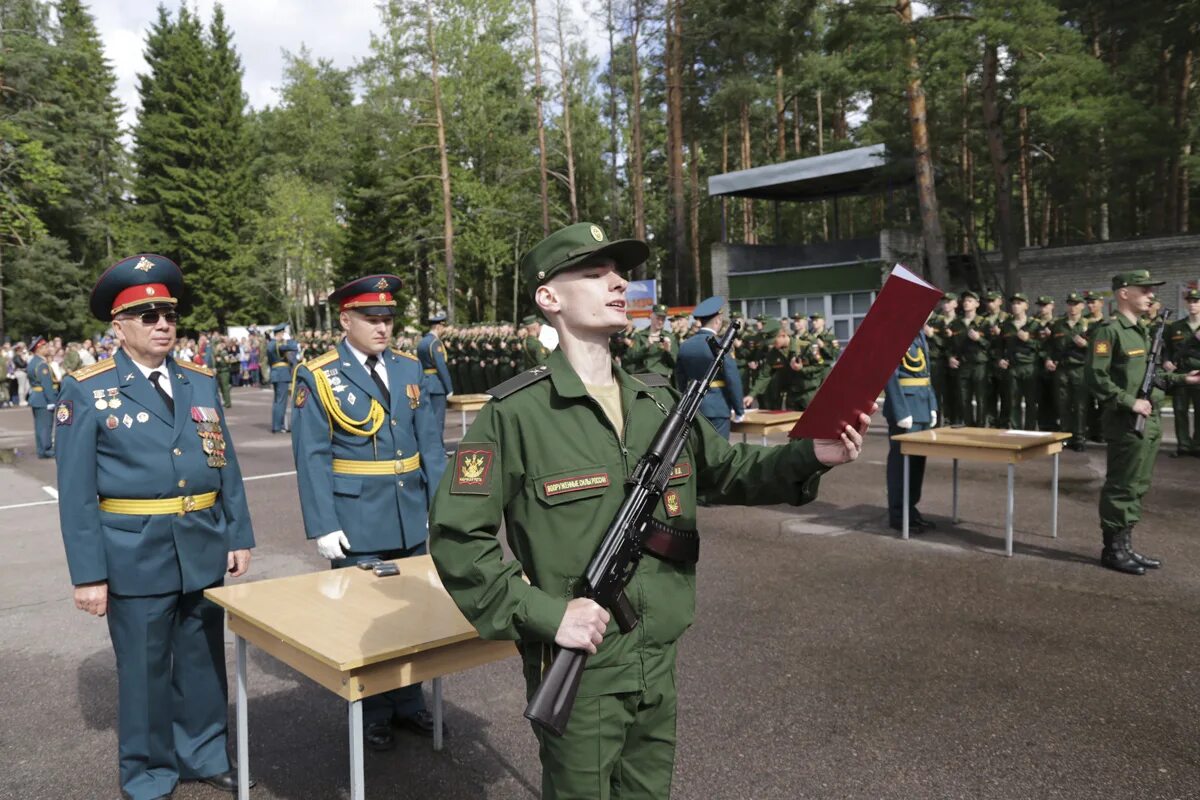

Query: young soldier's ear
left=338, top=311, right=350, bottom=332
left=535, top=284, right=560, bottom=316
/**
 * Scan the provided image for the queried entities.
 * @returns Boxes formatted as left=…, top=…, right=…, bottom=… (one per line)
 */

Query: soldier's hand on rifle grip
left=1132, top=398, right=1153, bottom=418
left=555, top=598, right=610, bottom=654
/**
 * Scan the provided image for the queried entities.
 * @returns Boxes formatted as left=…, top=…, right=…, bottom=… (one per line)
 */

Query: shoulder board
left=70, top=359, right=116, bottom=382
left=179, top=361, right=213, bottom=377
left=304, top=349, right=340, bottom=371
left=632, top=372, right=671, bottom=388
left=488, top=365, right=553, bottom=399
left=391, top=348, right=418, bottom=361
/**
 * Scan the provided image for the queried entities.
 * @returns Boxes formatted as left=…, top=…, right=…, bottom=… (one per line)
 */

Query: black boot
left=1124, top=527, right=1161, bottom=569
left=1100, top=530, right=1144, bottom=576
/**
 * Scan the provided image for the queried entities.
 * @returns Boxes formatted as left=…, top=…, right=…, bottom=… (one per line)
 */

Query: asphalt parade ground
left=1, top=386, right=1198, bottom=800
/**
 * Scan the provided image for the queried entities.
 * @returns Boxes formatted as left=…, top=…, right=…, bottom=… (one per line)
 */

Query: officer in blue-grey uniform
left=55, top=253, right=255, bottom=800
left=884, top=330, right=938, bottom=532
left=265, top=322, right=297, bottom=433
left=674, top=296, right=747, bottom=438
left=290, top=274, right=448, bottom=751
left=27, top=334, right=58, bottom=458
left=417, top=311, right=454, bottom=451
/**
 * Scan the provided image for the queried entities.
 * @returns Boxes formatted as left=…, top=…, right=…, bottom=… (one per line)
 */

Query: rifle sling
left=643, top=517, right=699, bottom=564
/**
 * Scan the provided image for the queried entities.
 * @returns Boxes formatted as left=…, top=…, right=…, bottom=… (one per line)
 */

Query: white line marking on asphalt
left=242, top=470, right=297, bottom=482
left=42, top=486, right=58, bottom=499
left=0, top=471, right=296, bottom=511
left=0, top=499, right=57, bottom=511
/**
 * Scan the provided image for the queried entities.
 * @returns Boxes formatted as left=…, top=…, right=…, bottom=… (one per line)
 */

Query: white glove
left=897, top=415, right=914, bottom=430
left=316, top=530, right=351, bottom=560
left=930, top=410, right=938, bottom=427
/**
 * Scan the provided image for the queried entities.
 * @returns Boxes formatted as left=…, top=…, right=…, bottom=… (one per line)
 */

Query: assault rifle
left=524, top=319, right=742, bottom=737
left=1133, top=309, right=1171, bottom=438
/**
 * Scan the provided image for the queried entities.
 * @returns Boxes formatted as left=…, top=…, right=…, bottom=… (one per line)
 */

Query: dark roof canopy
left=707, top=143, right=892, bottom=201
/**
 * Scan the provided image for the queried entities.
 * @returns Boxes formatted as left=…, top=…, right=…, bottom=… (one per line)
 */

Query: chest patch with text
left=543, top=473, right=610, bottom=497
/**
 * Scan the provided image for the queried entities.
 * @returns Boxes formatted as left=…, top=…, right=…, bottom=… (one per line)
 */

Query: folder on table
left=789, top=264, right=943, bottom=440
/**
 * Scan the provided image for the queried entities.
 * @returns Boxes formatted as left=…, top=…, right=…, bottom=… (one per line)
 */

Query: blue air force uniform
left=266, top=326, right=298, bottom=432
left=27, top=339, right=58, bottom=457
left=884, top=331, right=938, bottom=528
left=291, top=274, right=448, bottom=737
left=675, top=296, right=743, bottom=438
left=56, top=254, right=255, bottom=800
left=417, top=313, right=453, bottom=450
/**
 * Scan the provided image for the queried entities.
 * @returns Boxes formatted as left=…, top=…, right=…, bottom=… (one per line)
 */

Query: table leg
left=1006, top=463, right=1015, bottom=557
left=952, top=459, right=959, bottom=524
left=348, top=700, right=364, bottom=800
left=236, top=635, right=249, bottom=800
left=460, top=408, right=467, bottom=437
left=902, top=454, right=910, bottom=541
left=760, top=433, right=767, bottom=446
left=1051, top=452, right=1060, bottom=539
left=741, top=431, right=747, bottom=444
left=433, top=676, right=444, bottom=752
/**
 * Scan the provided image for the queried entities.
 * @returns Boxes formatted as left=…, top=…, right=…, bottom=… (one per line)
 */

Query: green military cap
left=1185, top=289, right=1200, bottom=301
left=652, top=303, right=669, bottom=316
left=1036, top=295, right=1054, bottom=305
left=985, top=290, right=1004, bottom=301
left=754, top=313, right=767, bottom=322
left=1009, top=293, right=1029, bottom=304
left=960, top=289, right=980, bottom=301
left=810, top=312, right=825, bottom=320
left=1111, top=269, right=1165, bottom=290
left=790, top=312, right=805, bottom=320
left=761, top=319, right=782, bottom=336
left=1082, top=291, right=1102, bottom=302
left=520, top=222, right=649, bottom=295
left=1064, top=292, right=1084, bottom=304
left=942, top=292, right=957, bottom=302
left=730, top=309, right=743, bottom=319
left=521, top=315, right=538, bottom=326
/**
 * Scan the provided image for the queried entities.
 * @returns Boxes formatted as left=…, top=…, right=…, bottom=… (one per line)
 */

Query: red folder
left=789, top=265, right=943, bottom=439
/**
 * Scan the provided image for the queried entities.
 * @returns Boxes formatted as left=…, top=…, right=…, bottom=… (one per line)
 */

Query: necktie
left=150, top=371, right=175, bottom=416
left=364, top=355, right=391, bottom=406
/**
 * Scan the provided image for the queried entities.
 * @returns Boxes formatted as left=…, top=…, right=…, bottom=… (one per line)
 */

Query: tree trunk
left=426, top=0, right=457, bottom=320
left=1151, top=46, right=1171, bottom=233
left=1018, top=106, right=1031, bottom=247
left=817, top=88, right=828, bottom=240
left=899, top=1, right=949, bottom=287
left=689, top=139, right=702, bottom=303
left=531, top=0, right=550, bottom=236
left=554, top=1, right=578, bottom=223
left=792, top=96, right=802, bottom=155
left=606, top=0, right=619, bottom=233
left=980, top=42, right=1019, bottom=292
left=630, top=0, right=646, bottom=247
left=775, top=64, right=786, bottom=161
left=666, top=0, right=687, bottom=300
left=721, top=122, right=729, bottom=242
left=739, top=99, right=756, bottom=244
left=961, top=72, right=974, bottom=253
left=1173, top=47, right=1192, bottom=232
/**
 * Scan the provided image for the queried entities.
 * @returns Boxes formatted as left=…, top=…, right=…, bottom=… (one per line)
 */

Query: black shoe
left=1070, top=440, right=1087, bottom=452
left=1170, top=450, right=1186, bottom=458
left=191, top=769, right=253, bottom=793
left=910, top=511, right=936, bottom=530
left=1100, top=531, right=1144, bottom=576
left=365, top=721, right=396, bottom=751
left=395, top=709, right=446, bottom=739
left=1124, top=528, right=1161, bottom=569
left=888, top=519, right=926, bottom=534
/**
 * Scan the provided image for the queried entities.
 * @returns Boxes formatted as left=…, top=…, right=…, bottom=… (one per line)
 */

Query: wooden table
left=889, top=427, right=1073, bottom=556
left=205, top=555, right=516, bottom=800
left=731, top=410, right=803, bottom=445
left=446, top=393, right=491, bottom=435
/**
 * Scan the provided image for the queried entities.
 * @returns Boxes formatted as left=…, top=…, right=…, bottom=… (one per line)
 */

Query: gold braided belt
left=898, top=377, right=931, bottom=387
left=270, top=361, right=288, bottom=368
left=99, top=491, right=219, bottom=516
left=332, top=455, right=421, bottom=475
left=423, top=368, right=438, bottom=375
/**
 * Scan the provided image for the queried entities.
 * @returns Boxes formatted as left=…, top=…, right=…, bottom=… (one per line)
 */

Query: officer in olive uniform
left=999, top=293, right=1040, bottom=429
left=1033, top=296, right=1058, bottom=430
left=628, top=303, right=677, bottom=379
left=927, top=293, right=957, bottom=426
left=1048, top=292, right=1091, bottom=451
left=949, top=290, right=990, bottom=426
left=428, top=221, right=872, bottom=800
left=675, top=296, right=746, bottom=438
left=417, top=311, right=454, bottom=451
left=1086, top=270, right=1200, bottom=575
left=982, top=290, right=1009, bottom=426
left=56, top=254, right=255, bottom=799
left=884, top=330, right=937, bottom=531
left=1083, top=291, right=1107, bottom=441
left=266, top=323, right=297, bottom=433
left=1164, top=289, right=1200, bottom=456
left=26, top=335, right=58, bottom=458
left=291, top=274, right=448, bottom=749
left=523, top=315, right=552, bottom=369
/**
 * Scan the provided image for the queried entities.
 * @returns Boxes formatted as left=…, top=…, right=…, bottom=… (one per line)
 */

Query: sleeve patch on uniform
left=543, top=472, right=610, bottom=496
left=55, top=401, right=73, bottom=426
left=663, top=488, right=682, bottom=517
left=669, top=462, right=691, bottom=482
left=295, top=386, right=308, bottom=408
left=451, top=444, right=497, bottom=495
left=1094, top=341, right=1110, bottom=356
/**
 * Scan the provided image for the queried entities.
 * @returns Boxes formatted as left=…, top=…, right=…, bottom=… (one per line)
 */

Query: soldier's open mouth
left=607, top=301, right=625, bottom=309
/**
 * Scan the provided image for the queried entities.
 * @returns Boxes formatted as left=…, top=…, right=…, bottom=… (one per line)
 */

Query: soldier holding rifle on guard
left=428, top=222, right=872, bottom=800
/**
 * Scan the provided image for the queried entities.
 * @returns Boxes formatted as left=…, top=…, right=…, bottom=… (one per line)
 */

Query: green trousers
left=955, top=363, right=989, bottom=427
left=532, top=652, right=678, bottom=800
left=1006, top=363, right=1039, bottom=430
left=1055, top=366, right=1087, bottom=443
left=217, top=370, right=231, bottom=408
left=1172, top=384, right=1200, bottom=454
left=1099, top=407, right=1161, bottom=536
left=1037, top=370, right=1058, bottom=431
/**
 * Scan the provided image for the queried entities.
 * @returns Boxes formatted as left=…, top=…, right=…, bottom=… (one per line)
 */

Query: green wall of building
left=728, top=261, right=882, bottom=298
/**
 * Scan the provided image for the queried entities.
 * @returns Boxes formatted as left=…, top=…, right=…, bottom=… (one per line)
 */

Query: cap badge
left=375, top=278, right=389, bottom=290
left=134, top=257, right=154, bottom=272
left=378, top=292, right=387, bottom=302
left=589, top=225, right=604, bottom=242
left=146, top=286, right=155, bottom=296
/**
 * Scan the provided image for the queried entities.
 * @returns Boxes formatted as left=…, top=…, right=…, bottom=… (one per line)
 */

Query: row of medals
left=93, top=388, right=121, bottom=410
left=191, top=407, right=228, bottom=468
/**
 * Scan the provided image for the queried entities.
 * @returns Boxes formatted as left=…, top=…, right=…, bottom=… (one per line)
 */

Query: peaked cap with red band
left=89, top=253, right=184, bottom=321
left=329, top=274, right=402, bottom=316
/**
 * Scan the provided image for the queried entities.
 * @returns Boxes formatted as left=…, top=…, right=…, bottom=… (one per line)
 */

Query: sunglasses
left=123, top=310, right=180, bottom=325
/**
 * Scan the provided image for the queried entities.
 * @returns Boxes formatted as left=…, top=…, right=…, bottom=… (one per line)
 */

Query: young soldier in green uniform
left=1033, top=296, right=1058, bottom=430
left=1086, top=271, right=1200, bottom=575
left=1048, top=293, right=1090, bottom=451
left=429, top=222, right=873, bottom=800
left=522, top=315, right=552, bottom=369
left=1083, top=291, right=1107, bottom=441
left=1164, top=289, right=1200, bottom=456
left=982, top=290, right=1009, bottom=426
left=926, top=293, right=957, bottom=427
left=999, top=293, right=1040, bottom=429
left=948, top=290, right=990, bottom=426
left=628, top=304, right=676, bottom=379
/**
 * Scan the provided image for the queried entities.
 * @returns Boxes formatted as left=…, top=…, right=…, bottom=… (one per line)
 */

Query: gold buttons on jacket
left=173, top=448, right=182, bottom=456
left=177, top=479, right=186, bottom=488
